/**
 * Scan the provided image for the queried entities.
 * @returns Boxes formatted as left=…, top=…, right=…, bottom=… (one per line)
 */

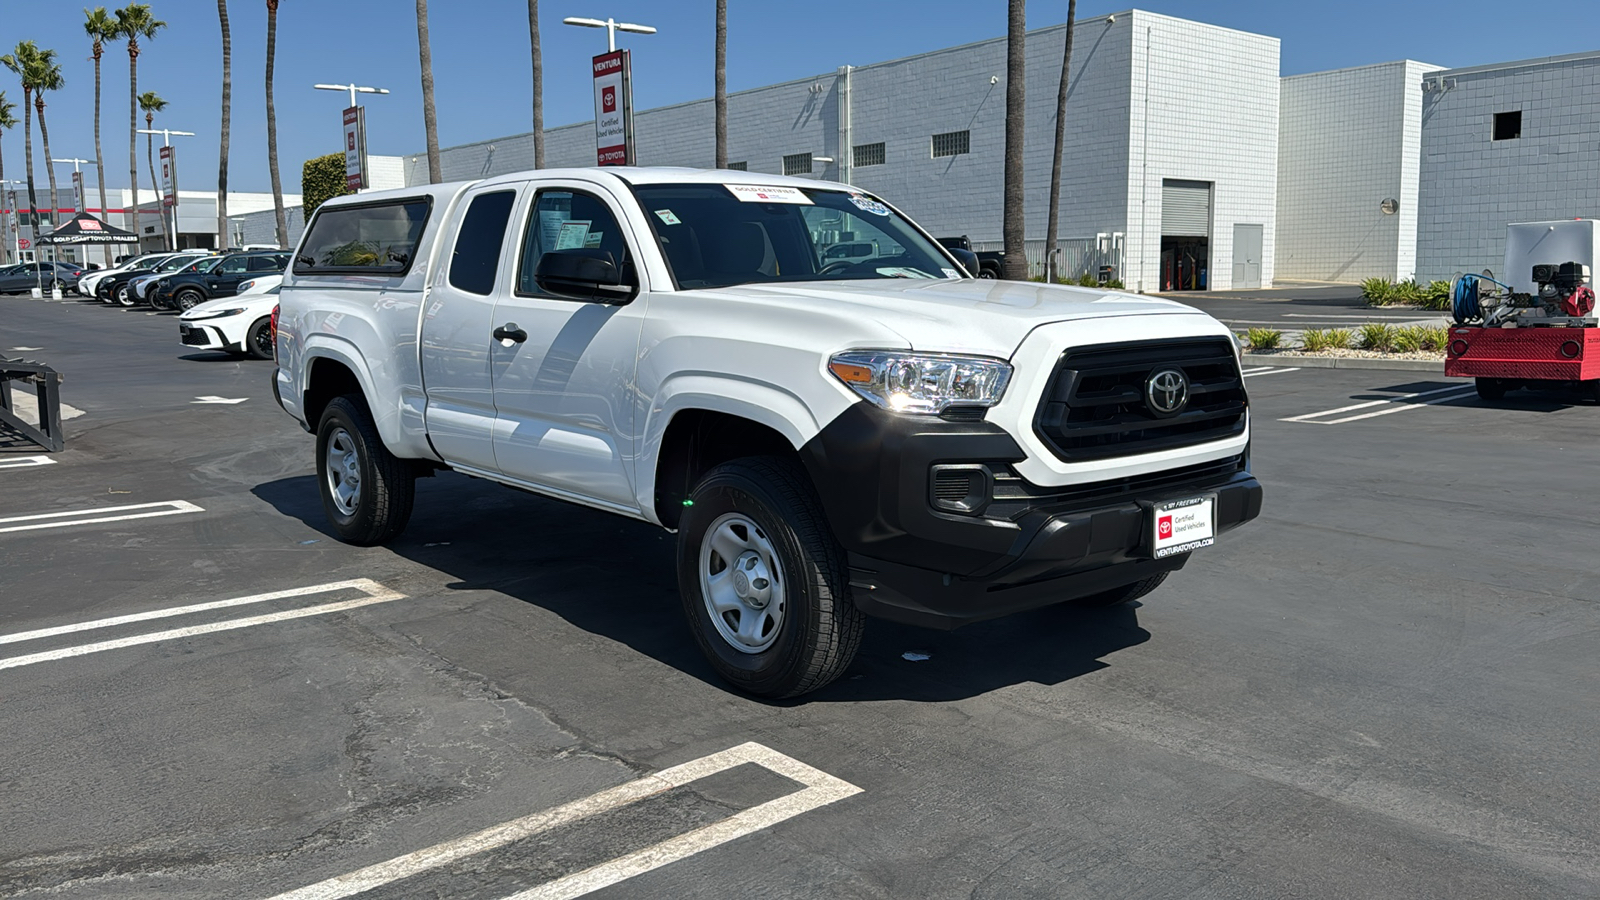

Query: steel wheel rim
left=324, top=426, right=362, bottom=516
left=699, top=512, right=786, bottom=654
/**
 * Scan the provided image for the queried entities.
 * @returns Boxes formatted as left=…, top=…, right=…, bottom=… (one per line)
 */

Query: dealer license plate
left=1151, top=495, right=1216, bottom=558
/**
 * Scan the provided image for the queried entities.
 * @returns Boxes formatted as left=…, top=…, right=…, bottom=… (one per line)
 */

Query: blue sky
left=0, top=0, right=1594, bottom=199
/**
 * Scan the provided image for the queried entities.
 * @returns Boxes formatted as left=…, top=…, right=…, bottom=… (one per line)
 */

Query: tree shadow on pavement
left=253, top=471, right=1151, bottom=704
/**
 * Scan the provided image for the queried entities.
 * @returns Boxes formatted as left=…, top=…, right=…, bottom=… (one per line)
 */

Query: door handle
left=493, top=323, right=528, bottom=343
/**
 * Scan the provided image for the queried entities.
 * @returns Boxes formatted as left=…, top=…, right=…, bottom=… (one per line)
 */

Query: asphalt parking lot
left=2, top=293, right=1598, bottom=899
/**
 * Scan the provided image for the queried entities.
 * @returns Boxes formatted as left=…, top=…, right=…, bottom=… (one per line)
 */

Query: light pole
left=137, top=128, right=195, bottom=252
left=49, top=158, right=93, bottom=269
left=312, top=82, right=389, bottom=107
left=561, top=16, right=656, bottom=52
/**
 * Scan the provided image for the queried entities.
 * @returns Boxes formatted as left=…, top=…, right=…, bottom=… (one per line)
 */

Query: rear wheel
left=175, top=288, right=205, bottom=311
left=115, top=283, right=136, bottom=306
left=316, top=395, right=415, bottom=545
left=1586, top=379, right=1600, bottom=404
left=1475, top=377, right=1508, bottom=400
left=677, top=456, right=864, bottom=699
left=1073, top=572, right=1169, bottom=608
left=245, top=317, right=274, bottom=359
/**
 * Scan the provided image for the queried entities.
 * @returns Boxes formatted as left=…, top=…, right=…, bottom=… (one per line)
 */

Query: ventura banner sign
left=592, top=50, right=634, bottom=166
left=343, top=106, right=367, bottom=191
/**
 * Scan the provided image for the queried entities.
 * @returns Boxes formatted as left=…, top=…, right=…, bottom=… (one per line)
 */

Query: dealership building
left=232, top=11, right=1600, bottom=292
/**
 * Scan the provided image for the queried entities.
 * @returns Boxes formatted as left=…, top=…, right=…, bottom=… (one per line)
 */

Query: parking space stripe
left=1242, top=367, right=1301, bottom=378
left=0, top=579, right=392, bottom=647
left=0, top=500, right=204, bottom=533
left=0, top=455, right=57, bottom=470
left=1310, top=387, right=1477, bottom=424
left=0, top=583, right=406, bottom=670
left=267, top=742, right=861, bottom=900
left=1281, top=384, right=1474, bottom=424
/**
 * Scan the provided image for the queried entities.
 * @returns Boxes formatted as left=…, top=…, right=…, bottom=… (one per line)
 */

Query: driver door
left=488, top=180, right=648, bottom=513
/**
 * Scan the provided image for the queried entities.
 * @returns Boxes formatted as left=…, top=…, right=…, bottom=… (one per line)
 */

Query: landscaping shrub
left=1420, top=280, right=1452, bottom=311
left=301, top=153, right=351, bottom=217
left=1361, top=277, right=1392, bottom=303
left=1358, top=322, right=1398, bottom=351
left=1417, top=325, right=1448, bottom=352
left=1243, top=327, right=1283, bottom=350
left=1393, top=326, right=1426, bottom=353
left=1302, top=328, right=1352, bottom=352
left=1389, top=279, right=1424, bottom=304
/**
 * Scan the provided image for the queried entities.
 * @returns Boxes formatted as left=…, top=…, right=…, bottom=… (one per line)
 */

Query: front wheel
left=316, top=395, right=415, bottom=545
left=175, top=288, right=205, bottom=311
left=677, top=456, right=864, bottom=699
left=115, top=283, right=136, bottom=306
left=978, top=269, right=998, bottom=280
left=244, top=317, right=274, bottom=359
left=1475, top=377, right=1509, bottom=401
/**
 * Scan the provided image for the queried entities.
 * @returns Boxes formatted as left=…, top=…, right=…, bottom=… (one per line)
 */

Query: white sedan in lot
left=176, top=276, right=280, bottom=359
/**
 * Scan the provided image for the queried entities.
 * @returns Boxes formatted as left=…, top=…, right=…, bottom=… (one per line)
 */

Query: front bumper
left=178, top=321, right=232, bottom=351
left=800, top=403, right=1262, bottom=629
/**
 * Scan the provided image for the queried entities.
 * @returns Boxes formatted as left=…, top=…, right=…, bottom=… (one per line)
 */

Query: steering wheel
left=818, top=259, right=860, bottom=276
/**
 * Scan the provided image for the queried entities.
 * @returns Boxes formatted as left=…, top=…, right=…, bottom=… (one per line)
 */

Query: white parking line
left=1242, top=367, right=1301, bottom=378
left=0, top=500, right=204, bottom=534
left=1282, top=384, right=1476, bottom=425
left=0, top=580, right=405, bottom=670
left=0, top=455, right=57, bottom=470
left=268, top=742, right=861, bottom=900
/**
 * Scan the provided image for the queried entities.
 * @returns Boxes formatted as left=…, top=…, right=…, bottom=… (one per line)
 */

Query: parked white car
left=76, top=252, right=167, bottom=297
left=177, top=284, right=279, bottom=359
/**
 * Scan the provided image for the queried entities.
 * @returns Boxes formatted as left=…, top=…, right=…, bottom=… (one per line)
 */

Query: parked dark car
left=0, top=261, right=85, bottom=294
left=145, top=255, right=224, bottom=310
left=98, top=252, right=208, bottom=306
left=937, top=236, right=1003, bottom=279
left=155, top=250, right=291, bottom=311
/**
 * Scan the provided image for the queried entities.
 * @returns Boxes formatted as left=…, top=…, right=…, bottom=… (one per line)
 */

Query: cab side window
left=449, top=190, right=517, bottom=295
left=218, top=256, right=250, bottom=274
left=516, top=190, right=630, bottom=296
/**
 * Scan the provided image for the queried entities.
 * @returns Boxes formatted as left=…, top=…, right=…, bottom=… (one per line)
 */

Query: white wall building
left=402, top=10, right=1280, bottom=291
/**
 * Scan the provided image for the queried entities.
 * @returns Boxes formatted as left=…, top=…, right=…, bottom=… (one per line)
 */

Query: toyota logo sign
left=1145, top=368, right=1189, bottom=416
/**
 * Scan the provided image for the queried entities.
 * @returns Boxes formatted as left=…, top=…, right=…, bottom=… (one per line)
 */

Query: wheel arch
left=649, top=404, right=817, bottom=531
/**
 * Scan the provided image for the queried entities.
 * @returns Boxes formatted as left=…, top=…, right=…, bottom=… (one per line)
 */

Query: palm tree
left=1, top=42, right=41, bottom=237
left=1001, top=0, right=1027, bottom=280
left=1044, top=0, right=1076, bottom=283
left=265, top=0, right=286, bottom=244
left=416, top=0, right=441, bottom=182
left=527, top=0, right=544, bottom=168
left=85, top=6, right=120, bottom=264
left=216, top=0, right=231, bottom=249
left=29, top=47, right=66, bottom=232
left=116, top=4, right=167, bottom=249
left=714, top=0, right=727, bottom=168
left=140, top=90, right=169, bottom=249
left=0, top=92, right=15, bottom=264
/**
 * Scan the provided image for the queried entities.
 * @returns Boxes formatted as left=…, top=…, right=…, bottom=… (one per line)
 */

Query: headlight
left=186, top=307, right=247, bottom=321
left=237, top=279, right=256, bottom=292
left=828, top=350, right=1012, bottom=414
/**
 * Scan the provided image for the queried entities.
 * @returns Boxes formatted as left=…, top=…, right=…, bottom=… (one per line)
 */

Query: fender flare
left=635, top=373, right=843, bottom=524
left=300, top=337, right=407, bottom=451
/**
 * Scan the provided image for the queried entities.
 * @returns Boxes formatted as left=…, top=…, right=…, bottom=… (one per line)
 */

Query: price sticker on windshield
left=725, top=184, right=813, bottom=205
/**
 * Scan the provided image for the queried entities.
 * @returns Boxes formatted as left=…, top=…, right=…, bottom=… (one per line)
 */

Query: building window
left=853, top=142, right=886, bottom=167
left=727, top=161, right=748, bottom=171
left=1493, top=110, right=1522, bottom=141
left=931, top=130, right=970, bottom=158
left=782, top=153, right=813, bottom=176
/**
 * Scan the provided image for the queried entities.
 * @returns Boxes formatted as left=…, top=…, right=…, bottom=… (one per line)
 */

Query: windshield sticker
left=942, top=268, right=961, bottom=279
left=725, top=184, right=814, bottom=205
left=874, top=266, right=937, bottom=279
left=583, top=231, right=604, bottom=248
left=653, top=209, right=681, bottom=225
left=554, top=220, right=592, bottom=250
left=848, top=193, right=891, bottom=216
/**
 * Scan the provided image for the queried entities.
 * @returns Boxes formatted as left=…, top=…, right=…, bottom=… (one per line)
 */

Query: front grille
left=180, top=326, right=210, bottom=346
left=934, top=473, right=970, bottom=501
left=1034, top=338, right=1246, bottom=461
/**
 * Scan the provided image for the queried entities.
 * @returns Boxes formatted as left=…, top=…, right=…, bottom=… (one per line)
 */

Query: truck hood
left=705, top=278, right=1216, bottom=357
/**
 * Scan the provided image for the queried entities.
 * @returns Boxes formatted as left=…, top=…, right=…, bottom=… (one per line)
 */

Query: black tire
left=1073, top=572, right=1169, bottom=608
left=244, top=317, right=274, bottom=360
left=978, top=269, right=998, bottom=280
left=1475, top=377, right=1508, bottom=401
left=114, top=282, right=136, bottom=306
left=175, top=288, right=205, bottom=311
left=677, top=456, right=864, bottom=699
left=1586, top=379, right=1600, bottom=404
left=315, top=395, right=415, bottom=546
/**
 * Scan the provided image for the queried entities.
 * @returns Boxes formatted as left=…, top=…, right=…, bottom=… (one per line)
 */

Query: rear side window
left=296, top=198, right=431, bottom=274
left=449, top=190, right=516, bottom=295
left=246, top=255, right=281, bottom=272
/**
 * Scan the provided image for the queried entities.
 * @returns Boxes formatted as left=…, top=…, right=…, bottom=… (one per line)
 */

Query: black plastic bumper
left=799, top=402, right=1262, bottom=629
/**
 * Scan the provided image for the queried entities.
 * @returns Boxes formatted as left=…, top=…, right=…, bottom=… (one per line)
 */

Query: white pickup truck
left=273, top=167, right=1261, bottom=698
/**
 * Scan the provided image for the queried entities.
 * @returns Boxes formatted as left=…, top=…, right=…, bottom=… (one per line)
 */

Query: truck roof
left=317, top=166, right=859, bottom=211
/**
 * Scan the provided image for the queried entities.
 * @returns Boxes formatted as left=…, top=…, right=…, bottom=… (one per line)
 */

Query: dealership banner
left=71, top=171, right=85, bottom=213
left=159, top=146, right=177, bottom=209
left=592, top=50, right=634, bottom=166
left=343, top=106, right=368, bottom=191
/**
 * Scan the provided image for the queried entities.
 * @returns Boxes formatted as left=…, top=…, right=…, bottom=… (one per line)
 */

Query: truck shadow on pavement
left=254, top=471, right=1150, bottom=704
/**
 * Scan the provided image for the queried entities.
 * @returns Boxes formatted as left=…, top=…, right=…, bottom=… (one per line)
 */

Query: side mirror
left=948, top=247, right=980, bottom=278
left=535, top=249, right=636, bottom=304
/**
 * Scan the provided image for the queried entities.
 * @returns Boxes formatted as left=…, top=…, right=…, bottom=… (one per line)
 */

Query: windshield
left=631, top=184, right=960, bottom=289
left=154, top=255, right=201, bottom=273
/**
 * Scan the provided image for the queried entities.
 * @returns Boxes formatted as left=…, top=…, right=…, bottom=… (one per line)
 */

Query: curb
left=1243, top=353, right=1445, bottom=373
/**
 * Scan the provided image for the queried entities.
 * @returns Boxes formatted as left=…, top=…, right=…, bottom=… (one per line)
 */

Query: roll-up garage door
left=1161, top=179, right=1211, bottom=237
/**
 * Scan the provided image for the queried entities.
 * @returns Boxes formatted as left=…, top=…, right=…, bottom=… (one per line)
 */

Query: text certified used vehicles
left=272, top=168, right=1262, bottom=698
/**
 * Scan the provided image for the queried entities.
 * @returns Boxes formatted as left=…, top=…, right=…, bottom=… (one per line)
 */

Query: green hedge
left=302, top=153, right=351, bottom=217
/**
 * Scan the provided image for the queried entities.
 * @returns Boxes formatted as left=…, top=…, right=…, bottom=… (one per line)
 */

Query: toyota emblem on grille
left=1145, top=368, right=1189, bottom=416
